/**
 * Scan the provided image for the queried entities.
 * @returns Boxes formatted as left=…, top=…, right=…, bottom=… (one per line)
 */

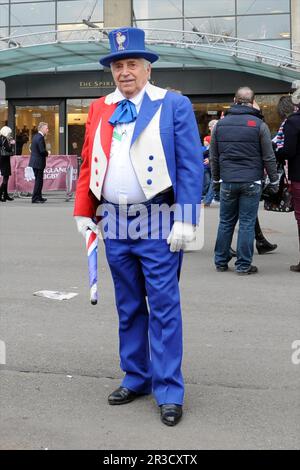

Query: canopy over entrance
left=0, top=28, right=299, bottom=82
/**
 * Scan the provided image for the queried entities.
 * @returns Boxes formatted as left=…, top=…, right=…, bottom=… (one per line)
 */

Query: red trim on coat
left=73, top=97, right=117, bottom=217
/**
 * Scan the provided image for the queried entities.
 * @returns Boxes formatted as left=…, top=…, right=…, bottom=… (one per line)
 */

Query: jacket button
left=147, top=166, right=153, bottom=172
left=149, top=155, right=154, bottom=160
left=96, top=181, right=99, bottom=187
left=147, top=179, right=152, bottom=185
left=94, top=156, right=98, bottom=163
left=95, top=169, right=98, bottom=175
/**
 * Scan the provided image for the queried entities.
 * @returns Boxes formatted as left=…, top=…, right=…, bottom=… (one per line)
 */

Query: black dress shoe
left=39, top=197, right=47, bottom=202
left=256, top=239, right=277, bottom=254
left=160, top=404, right=182, bottom=426
left=108, top=387, right=139, bottom=405
left=32, top=200, right=45, bottom=204
left=290, top=262, right=300, bottom=272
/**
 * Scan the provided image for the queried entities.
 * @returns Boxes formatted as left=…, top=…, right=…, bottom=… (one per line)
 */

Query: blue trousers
left=102, top=202, right=184, bottom=406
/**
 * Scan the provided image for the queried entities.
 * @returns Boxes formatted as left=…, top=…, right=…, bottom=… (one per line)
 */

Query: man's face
left=41, top=125, right=49, bottom=135
left=111, top=58, right=151, bottom=99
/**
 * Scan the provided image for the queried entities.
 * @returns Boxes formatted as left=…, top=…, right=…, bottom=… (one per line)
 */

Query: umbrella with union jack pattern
left=85, top=228, right=98, bottom=305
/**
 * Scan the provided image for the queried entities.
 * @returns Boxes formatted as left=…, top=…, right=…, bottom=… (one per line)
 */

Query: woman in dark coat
left=283, top=88, right=300, bottom=272
left=0, top=126, right=15, bottom=202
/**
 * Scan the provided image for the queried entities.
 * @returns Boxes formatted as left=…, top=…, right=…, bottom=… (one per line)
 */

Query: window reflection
left=8, top=26, right=56, bottom=45
left=0, top=28, right=9, bottom=41
left=237, top=0, right=290, bottom=15
left=11, top=2, right=55, bottom=26
left=184, top=0, right=235, bottom=17
left=133, top=0, right=182, bottom=19
left=57, top=0, right=103, bottom=24
left=184, top=17, right=236, bottom=37
left=237, top=14, right=290, bottom=40
left=10, top=0, right=52, bottom=2
left=0, top=4, right=8, bottom=27
left=133, top=0, right=291, bottom=48
left=136, top=19, right=183, bottom=39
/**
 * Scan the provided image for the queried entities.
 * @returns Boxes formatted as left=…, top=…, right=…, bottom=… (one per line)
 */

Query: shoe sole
left=108, top=397, right=137, bottom=405
left=236, top=270, right=258, bottom=275
left=108, top=392, right=148, bottom=405
left=257, top=248, right=277, bottom=255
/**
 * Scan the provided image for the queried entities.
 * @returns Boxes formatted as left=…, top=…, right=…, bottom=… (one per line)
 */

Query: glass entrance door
left=67, top=98, right=94, bottom=157
left=14, top=104, right=60, bottom=155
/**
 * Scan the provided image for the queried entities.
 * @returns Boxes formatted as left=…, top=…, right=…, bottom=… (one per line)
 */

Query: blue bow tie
left=109, top=99, right=138, bottom=126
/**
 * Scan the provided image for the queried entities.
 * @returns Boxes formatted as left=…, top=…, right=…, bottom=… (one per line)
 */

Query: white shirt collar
left=112, top=84, right=147, bottom=109
left=38, top=131, right=44, bottom=136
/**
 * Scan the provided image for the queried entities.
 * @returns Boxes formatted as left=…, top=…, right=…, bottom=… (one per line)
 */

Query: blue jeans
left=202, top=167, right=211, bottom=195
left=202, top=167, right=218, bottom=205
left=214, top=182, right=262, bottom=272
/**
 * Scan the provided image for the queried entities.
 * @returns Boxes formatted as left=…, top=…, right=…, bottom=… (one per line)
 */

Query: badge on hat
left=114, top=30, right=129, bottom=51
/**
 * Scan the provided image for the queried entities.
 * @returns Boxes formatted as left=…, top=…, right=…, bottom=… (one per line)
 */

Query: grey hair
left=38, top=122, right=48, bottom=131
left=234, top=86, right=255, bottom=105
left=143, top=59, right=151, bottom=69
left=110, top=58, right=151, bottom=70
left=0, top=126, right=12, bottom=138
left=291, top=87, right=300, bottom=109
left=208, top=119, right=218, bottom=130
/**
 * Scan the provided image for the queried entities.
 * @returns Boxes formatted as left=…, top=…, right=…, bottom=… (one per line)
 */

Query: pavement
left=0, top=192, right=299, bottom=450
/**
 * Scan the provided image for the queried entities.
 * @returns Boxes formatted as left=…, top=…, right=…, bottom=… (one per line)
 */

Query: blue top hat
left=99, top=27, right=159, bottom=67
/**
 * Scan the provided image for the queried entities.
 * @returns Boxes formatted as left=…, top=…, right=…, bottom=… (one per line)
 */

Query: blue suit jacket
left=74, top=83, right=204, bottom=224
left=29, top=132, right=48, bottom=170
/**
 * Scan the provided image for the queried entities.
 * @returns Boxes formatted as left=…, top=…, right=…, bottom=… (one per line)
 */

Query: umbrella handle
left=90, top=283, right=98, bottom=305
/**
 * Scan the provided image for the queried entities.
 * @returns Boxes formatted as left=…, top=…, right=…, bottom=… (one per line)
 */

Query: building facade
left=0, top=0, right=298, bottom=155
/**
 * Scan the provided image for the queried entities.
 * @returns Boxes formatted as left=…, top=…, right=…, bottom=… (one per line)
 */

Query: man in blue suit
left=74, top=27, right=203, bottom=426
left=29, top=122, right=49, bottom=203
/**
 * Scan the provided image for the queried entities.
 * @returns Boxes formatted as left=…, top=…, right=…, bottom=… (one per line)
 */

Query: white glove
left=75, top=216, right=99, bottom=237
left=167, top=221, right=196, bottom=252
left=24, top=166, right=35, bottom=182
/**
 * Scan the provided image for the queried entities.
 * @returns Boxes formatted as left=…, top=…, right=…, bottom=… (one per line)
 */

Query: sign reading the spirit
left=80, top=81, right=115, bottom=89
left=79, top=80, right=156, bottom=89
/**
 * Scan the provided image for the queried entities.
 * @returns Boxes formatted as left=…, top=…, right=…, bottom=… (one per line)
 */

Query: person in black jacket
left=283, top=88, right=300, bottom=272
left=29, top=122, right=49, bottom=203
left=0, top=126, right=15, bottom=202
left=210, top=87, right=279, bottom=274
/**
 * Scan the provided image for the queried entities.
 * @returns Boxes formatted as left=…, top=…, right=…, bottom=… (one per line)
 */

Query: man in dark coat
left=29, top=122, right=49, bottom=203
left=210, top=87, right=279, bottom=274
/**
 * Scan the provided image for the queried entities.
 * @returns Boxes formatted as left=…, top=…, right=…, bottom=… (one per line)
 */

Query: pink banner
left=0, top=155, right=78, bottom=192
